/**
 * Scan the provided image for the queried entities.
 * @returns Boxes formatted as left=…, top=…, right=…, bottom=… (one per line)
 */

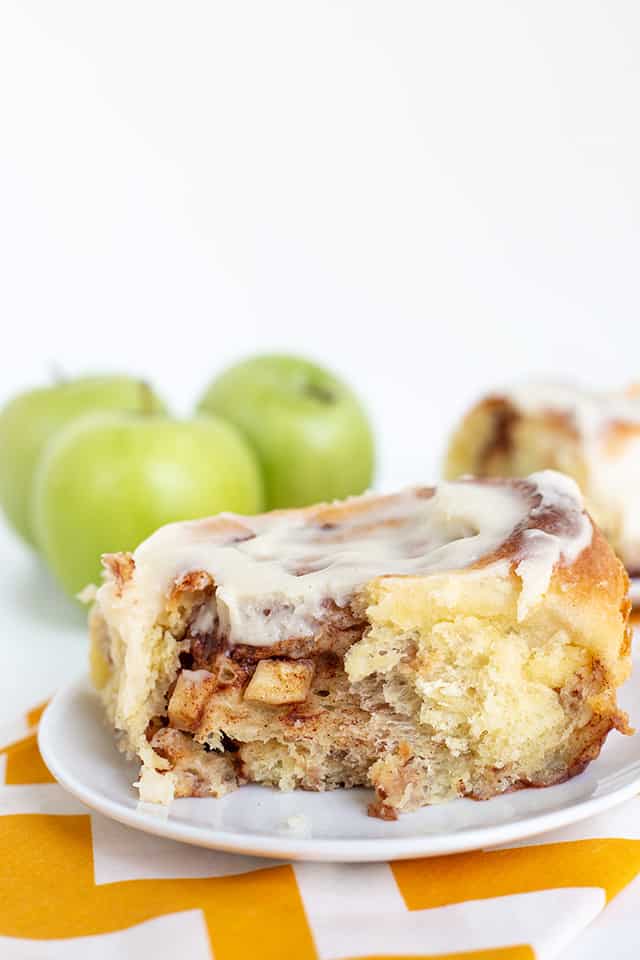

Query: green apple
left=0, top=375, right=166, bottom=546
left=32, top=413, right=264, bottom=596
left=197, top=354, right=375, bottom=509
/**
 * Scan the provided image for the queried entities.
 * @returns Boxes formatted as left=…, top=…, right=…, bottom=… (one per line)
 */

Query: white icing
left=96, top=471, right=592, bottom=656
left=506, top=382, right=640, bottom=426
left=505, top=382, right=640, bottom=565
left=514, top=470, right=592, bottom=619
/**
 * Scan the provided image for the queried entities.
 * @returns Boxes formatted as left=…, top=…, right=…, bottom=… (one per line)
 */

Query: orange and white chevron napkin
left=2, top=704, right=640, bottom=960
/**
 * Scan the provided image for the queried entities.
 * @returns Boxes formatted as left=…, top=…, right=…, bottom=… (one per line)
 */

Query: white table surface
left=0, top=518, right=87, bottom=728
left=2, top=514, right=639, bottom=959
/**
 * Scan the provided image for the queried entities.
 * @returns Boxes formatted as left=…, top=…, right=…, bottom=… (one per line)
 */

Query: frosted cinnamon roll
left=445, top=383, right=640, bottom=575
left=89, top=471, right=630, bottom=819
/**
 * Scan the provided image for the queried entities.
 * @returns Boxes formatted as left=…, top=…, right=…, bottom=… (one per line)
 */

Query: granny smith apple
left=0, top=375, right=165, bottom=546
left=32, top=413, right=264, bottom=597
left=197, top=354, right=375, bottom=509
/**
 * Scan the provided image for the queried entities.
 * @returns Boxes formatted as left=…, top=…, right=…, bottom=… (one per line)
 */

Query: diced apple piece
left=168, top=669, right=218, bottom=731
left=243, top=659, right=314, bottom=705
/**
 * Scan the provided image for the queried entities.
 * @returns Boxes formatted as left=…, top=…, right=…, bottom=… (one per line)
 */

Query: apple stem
left=305, top=382, right=335, bottom=404
left=139, top=381, right=155, bottom=415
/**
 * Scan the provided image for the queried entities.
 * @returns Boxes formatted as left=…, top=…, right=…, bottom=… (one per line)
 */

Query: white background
left=0, top=6, right=639, bottom=955
left=1, top=1, right=639, bottom=489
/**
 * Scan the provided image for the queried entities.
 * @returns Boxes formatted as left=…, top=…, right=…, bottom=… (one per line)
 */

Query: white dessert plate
left=629, top=578, right=640, bottom=605
left=39, top=668, right=640, bottom=863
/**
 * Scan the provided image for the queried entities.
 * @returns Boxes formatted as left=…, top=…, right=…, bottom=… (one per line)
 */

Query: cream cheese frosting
left=95, top=470, right=592, bottom=655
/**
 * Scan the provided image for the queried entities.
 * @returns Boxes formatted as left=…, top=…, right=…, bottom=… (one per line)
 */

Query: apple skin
left=32, top=413, right=264, bottom=597
left=0, top=375, right=165, bottom=547
left=197, top=354, right=375, bottom=510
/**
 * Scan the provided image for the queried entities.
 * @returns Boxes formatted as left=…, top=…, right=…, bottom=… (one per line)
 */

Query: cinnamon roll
left=89, top=471, right=630, bottom=819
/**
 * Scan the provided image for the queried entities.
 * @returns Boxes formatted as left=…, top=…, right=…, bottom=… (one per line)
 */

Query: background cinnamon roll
left=445, top=384, right=640, bottom=576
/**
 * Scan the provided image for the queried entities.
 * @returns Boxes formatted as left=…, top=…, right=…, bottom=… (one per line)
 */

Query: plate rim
left=38, top=673, right=640, bottom=863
